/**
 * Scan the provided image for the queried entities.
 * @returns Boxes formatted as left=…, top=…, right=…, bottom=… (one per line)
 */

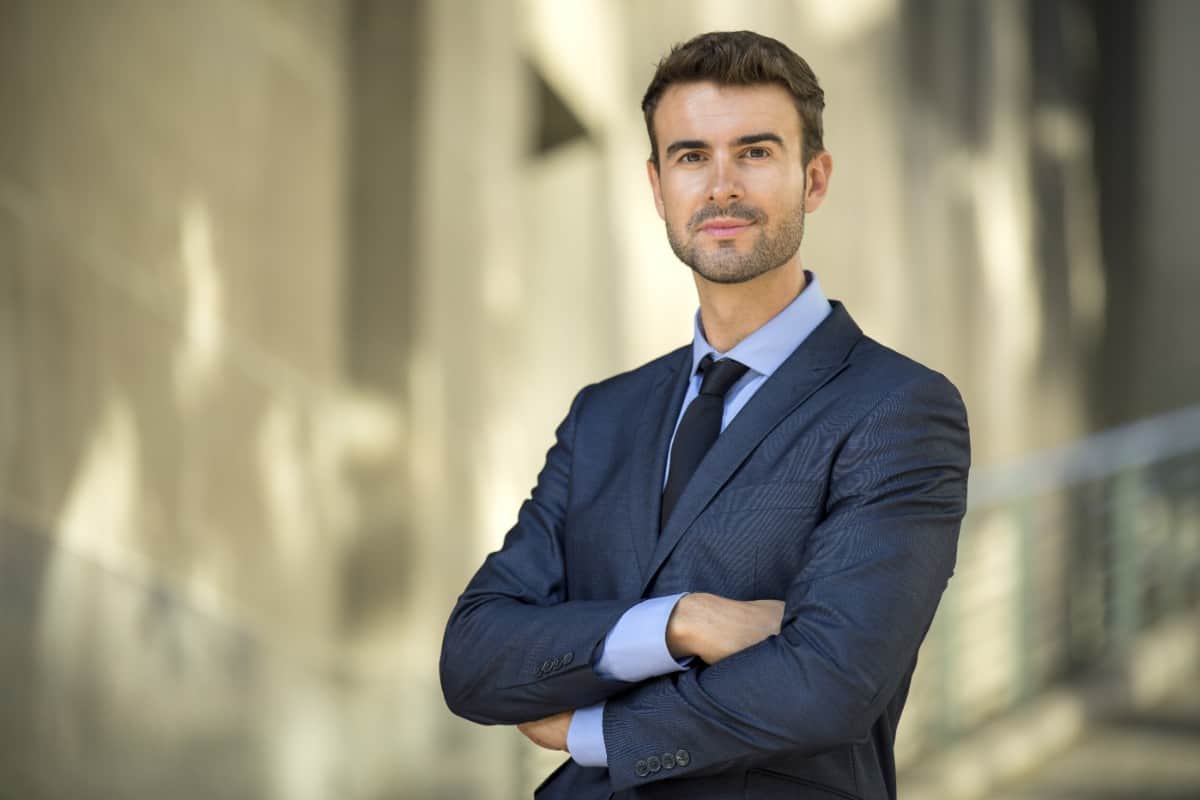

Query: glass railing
left=898, top=404, right=1200, bottom=766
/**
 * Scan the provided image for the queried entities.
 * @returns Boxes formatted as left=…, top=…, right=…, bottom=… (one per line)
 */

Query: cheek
left=657, top=196, right=689, bottom=232
left=743, top=169, right=791, bottom=198
left=665, top=203, right=691, bottom=231
left=661, top=176, right=705, bottom=227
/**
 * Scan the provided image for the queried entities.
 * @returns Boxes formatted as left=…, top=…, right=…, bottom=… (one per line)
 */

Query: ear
left=803, top=151, right=834, bottom=213
left=646, top=159, right=667, bottom=220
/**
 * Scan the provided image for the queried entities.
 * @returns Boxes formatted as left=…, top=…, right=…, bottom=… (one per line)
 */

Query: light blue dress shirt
left=566, top=272, right=832, bottom=768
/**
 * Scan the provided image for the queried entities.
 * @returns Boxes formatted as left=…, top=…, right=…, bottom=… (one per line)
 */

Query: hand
left=666, top=593, right=785, bottom=665
left=517, top=710, right=573, bottom=751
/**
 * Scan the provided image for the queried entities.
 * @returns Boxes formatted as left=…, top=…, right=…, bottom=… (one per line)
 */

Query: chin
left=690, top=263, right=777, bottom=285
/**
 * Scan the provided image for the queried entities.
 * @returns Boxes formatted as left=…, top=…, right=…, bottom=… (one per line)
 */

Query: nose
left=706, top=153, right=742, bottom=206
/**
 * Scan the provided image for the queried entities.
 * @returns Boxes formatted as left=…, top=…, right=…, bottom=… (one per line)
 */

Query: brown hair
left=642, top=31, right=826, bottom=167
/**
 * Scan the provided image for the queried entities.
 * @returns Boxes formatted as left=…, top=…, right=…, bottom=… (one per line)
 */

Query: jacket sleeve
left=599, top=372, right=971, bottom=791
left=440, top=386, right=641, bottom=725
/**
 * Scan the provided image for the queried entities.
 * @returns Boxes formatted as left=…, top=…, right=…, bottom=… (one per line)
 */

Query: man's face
left=647, top=82, right=823, bottom=284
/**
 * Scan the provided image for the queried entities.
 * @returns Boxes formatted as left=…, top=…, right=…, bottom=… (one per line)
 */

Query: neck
left=695, top=259, right=807, bottom=353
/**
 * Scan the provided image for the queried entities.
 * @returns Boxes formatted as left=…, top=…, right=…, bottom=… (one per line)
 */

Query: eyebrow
left=734, top=132, right=785, bottom=148
left=664, top=132, right=786, bottom=158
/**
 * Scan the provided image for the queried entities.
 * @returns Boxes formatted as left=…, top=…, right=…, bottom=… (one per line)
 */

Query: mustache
left=688, top=203, right=767, bottom=229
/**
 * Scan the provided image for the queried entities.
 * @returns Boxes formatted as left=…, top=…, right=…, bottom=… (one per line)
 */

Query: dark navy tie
left=661, top=354, right=749, bottom=530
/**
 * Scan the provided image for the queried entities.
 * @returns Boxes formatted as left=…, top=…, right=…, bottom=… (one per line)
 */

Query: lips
left=699, top=219, right=755, bottom=236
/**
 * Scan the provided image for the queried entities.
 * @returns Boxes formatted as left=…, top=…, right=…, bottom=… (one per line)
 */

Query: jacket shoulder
left=577, top=345, right=689, bottom=405
left=848, top=335, right=963, bottom=397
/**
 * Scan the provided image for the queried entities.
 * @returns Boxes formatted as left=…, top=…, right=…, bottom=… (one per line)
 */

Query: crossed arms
left=516, top=592, right=787, bottom=752
left=440, top=372, right=970, bottom=791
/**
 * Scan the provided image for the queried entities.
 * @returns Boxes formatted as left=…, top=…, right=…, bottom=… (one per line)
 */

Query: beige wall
left=0, top=1, right=370, bottom=797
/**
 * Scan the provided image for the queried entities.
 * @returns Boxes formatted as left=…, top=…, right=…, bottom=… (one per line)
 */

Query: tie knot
left=697, top=354, right=749, bottom=398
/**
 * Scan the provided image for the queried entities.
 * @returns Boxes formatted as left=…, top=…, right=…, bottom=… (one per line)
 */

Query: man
left=441, top=30, right=969, bottom=799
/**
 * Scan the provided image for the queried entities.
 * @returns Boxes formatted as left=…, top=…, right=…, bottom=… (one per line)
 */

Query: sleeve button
left=646, top=755, right=661, bottom=773
left=634, top=759, right=649, bottom=778
left=661, top=752, right=676, bottom=770
left=675, top=748, right=690, bottom=767
left=561, top=651, right=574, bottom=666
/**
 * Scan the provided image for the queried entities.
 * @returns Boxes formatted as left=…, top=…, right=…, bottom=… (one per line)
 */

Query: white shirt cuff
left=593, top=592, right=691, bottom=682
left=566, top=702, right=607, bottom=767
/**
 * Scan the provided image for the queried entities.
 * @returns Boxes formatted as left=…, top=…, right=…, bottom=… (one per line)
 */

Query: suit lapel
left=625, top=346, right=691, bottom=583
left=639, top=302, right=863, bottom=594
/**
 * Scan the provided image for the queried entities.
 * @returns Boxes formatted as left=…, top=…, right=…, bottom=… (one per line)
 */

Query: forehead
left=653, top=81, right=802, bottom=143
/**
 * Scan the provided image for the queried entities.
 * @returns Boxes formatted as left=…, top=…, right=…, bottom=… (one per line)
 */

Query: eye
left=744, top=147, right=771, bottom=159
left=679, top=151, right=705, bottom=164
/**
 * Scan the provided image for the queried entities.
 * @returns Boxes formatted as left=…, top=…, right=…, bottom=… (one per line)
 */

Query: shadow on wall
left=1, top=198, right=408, bottom=800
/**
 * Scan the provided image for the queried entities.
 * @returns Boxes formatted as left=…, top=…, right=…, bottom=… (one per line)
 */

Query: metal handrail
left=967, top=403, right=1200, bottom=508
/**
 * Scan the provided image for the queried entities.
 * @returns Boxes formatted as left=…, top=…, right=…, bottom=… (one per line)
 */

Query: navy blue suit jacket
left=441, top=303, right=970, bottom=799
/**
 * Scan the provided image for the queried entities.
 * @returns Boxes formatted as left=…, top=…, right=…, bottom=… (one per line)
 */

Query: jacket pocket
left=710, top=479, right=826, bottom=513
left=745, top=768, right=861, bottom=800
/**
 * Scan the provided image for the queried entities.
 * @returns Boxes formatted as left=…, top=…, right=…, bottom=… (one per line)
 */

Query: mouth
left=698, top=219, right=756, bottom=238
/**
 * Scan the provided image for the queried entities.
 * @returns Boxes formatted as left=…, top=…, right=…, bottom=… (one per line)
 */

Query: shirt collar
left=690, top=270, right=832, bottom=379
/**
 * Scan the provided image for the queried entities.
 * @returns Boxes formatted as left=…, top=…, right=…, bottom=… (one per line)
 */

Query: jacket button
left=675, top=748, right=690, bottom=767
left=634, top=759, right=649, bottom=778
left=561, top=651, right=574, bottom=666
left=661, top=752, right=676, bottom=770
left=646, top=755, right=661, bottom=773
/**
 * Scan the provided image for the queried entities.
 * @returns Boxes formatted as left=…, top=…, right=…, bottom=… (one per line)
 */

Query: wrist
left=666, top=592, right=703, bottom=659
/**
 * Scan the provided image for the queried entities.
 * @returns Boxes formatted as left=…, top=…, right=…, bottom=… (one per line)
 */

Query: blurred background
left=1, top=0, right=1198, bottom=798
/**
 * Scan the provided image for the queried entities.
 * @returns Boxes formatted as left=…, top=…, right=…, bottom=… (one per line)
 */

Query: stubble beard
left=666, top=195, right=806, bottom=285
